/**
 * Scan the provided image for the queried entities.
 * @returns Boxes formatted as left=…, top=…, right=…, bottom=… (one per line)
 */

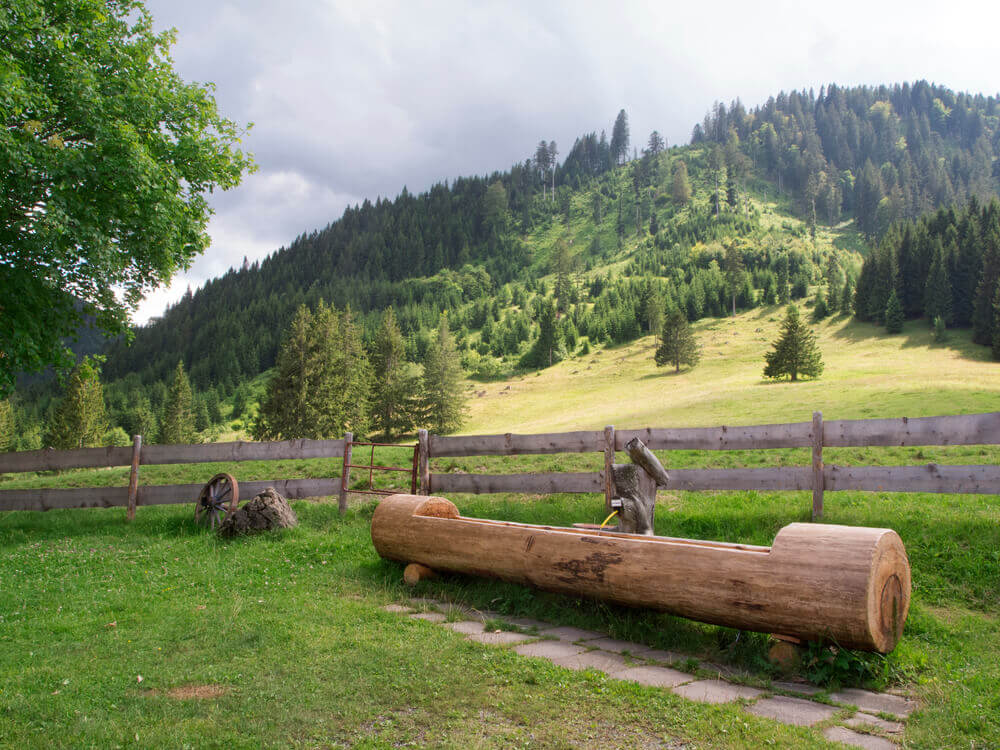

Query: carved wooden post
left=339, top=432, right=353, bottom=514
left=603, top=425, right=615, bottom=512
left=126, top=434, right=142, bottom=521
left=812, top=412, right=824, bottom=521
left=417, top=429, right=430, bottom=495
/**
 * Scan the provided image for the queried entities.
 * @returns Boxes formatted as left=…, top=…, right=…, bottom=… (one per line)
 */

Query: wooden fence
left=1, top=411, right=998, bottom=520
left=422, top=411, right=1000, bottom=519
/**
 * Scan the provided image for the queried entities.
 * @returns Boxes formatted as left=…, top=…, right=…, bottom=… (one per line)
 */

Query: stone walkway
left=384, top=599, right=917, bottom=749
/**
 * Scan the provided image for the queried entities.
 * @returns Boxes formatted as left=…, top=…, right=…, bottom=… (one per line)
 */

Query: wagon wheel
left=196, top=473, right=239, bottom=529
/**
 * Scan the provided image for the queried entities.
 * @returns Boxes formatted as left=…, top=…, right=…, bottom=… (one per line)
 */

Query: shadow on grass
left=830, top=318, right=992, bottom=361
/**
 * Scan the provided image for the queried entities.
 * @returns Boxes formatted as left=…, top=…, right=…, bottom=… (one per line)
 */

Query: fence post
left=339, top=432, right=353, bottom=514
left=417, top=429, right=430, bottom=495
left=812, top=412, right=824, bottom=521
left=604, top=425, right=615, bottom=512
left=126, top=434, right=142, bottom=521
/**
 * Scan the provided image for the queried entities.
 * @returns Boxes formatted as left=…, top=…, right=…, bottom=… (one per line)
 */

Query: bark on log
left=371, top=494, right=911, bottom=652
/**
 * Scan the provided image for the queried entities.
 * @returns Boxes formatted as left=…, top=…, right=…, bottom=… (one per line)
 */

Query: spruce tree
left=46, top=356, right=107, bottom=449
left=671, top=161, right=692, bottom=205
left=654, top=309, right=700, bottom=373
left=992, top=282, right=1000, bottom=361
left=840, top=279, right=854, bottom=316
left=923, top=241, right=952, bottom=326
left=370, top=308, right=420, bottom=440
left=421, top=314, right=466, bottom=434
left=811, top=288, right=829, bottom=321
left=763, top=306, right=824, bottom=381
left=971, top=216, right=1000, bottom=346
left=161, top=361, right=197, bottom=444
left=884, top=288, right=905, bottom=334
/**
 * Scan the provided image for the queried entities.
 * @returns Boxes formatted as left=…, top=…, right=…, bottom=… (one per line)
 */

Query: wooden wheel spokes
left=196, top=473, right=239, bottom=529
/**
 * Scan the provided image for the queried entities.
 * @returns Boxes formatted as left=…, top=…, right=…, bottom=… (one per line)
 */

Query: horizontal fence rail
left=1, top=412, right=997, bottom=519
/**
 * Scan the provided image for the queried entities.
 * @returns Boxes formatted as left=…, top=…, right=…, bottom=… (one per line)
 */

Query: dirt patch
left=163, top=684, right=229, bottom=699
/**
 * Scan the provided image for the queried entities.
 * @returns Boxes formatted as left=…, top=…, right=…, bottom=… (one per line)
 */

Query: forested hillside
left=695, top=82, right=1000, bottom=238
left=8, top=82, right=1000, bottom=449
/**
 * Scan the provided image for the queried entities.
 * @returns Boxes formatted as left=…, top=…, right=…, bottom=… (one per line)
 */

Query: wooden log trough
left=371, top=494, right=911, bottom=653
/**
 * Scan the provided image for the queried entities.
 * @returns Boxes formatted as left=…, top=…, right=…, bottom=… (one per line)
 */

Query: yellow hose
left=599, top=510, right=618, bottom=529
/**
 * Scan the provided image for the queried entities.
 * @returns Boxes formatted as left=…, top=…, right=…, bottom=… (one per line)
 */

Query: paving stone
left=408, top=597, right=443, bottom=608
left=381, top=604, right=413, bottom=614
left=823, top=726, right=897, bottom=749
left=829, top=688, right=916, bottom=719
left=444, top=620, right=485, bottom=635
left=540, top=626, right=605, bottom=642
left=745, top=695, right=838, bottom=727
left=771, top=680, right=824, bottom=696
left=514, top=640, right=587, bottom=660
left=467, top=630, right=534, bottom=646
left=672, top=679, right=763, bottom=704
left=844, top=712, right=904, bottom=734
left=616, top=665, right=693, bottom=688
left=550, top=649, right=631, bottom=676
left=636, top=648, right=688, bottom=665
left=586, top=637, right=651, bottom=655
left=409, top=612, right=446, bottom=623
left=504, top=616, right=549, bottom=630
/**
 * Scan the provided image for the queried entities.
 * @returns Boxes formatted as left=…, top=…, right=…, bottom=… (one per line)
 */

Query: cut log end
left=867, top=530, right=911, bottom=653
left=403, top=563, right=437, bottom=585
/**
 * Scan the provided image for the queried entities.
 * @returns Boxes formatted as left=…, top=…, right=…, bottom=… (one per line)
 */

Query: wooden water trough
left=371, top=493, right=911, bottom=653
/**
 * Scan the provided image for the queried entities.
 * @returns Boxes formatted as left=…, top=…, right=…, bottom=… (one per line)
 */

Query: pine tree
left=654, top=309, right=700, bottom=373
left=161, top=361, right=197, bottom=444
left=763, top=306, right=824, bottom=381
left=521, top=299, right=566, bottom=368
left=971, top=216, right=1000, bottom=346
left=840, top=279, right=854, bottom=315
left=370, top=308, right=420, bottom=440
left=46, top=356, right=107, bottom=449
left=724, top=244, right=744, bottom=316
left=923, top=240, right=952, bottom=325
left=610, top=109, right=630, bottom=165
left=884, top=288, right=905, bottom=334
left=992, top=281, right=1000, bottom=361
left=421, top=314, right=466, bottom=434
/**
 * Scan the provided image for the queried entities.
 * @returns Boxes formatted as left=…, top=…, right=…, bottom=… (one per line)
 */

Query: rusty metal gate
left=341, top=440, right=419, bottom=496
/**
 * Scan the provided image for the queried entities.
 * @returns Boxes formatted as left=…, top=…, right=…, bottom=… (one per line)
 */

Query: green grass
left=3, top=304, right=999, bottom=747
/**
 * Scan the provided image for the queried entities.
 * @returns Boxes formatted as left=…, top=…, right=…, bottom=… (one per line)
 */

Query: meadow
left=1, top=306, right=998, bottom=748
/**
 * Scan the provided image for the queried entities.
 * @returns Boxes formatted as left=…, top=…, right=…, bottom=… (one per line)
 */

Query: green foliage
left=801, top=641, right=888, bottom=688
left=420, top=314, right=466, bottom=434
left=520, top=299, right=566, bottom=369
left=933, top=316, right=948, bottom=342
left=811, top=287, right=829, bottom=321
left=884, top=288, right=905, bottom=334
left=0, top=0, right=254, bottom=394
left=0, top=399, right=14, bottom=451
left=763, top=306, right=824, bottom=381
left=254, top=302, right=371, bottom=440
left=654, top=309, right=700, bottom=373
left=102, top=426, right=131, bottom=447
left=370, top=308, right=420, bottom=440
left=45, top=356, right=108, bottom=449
left=160, top=362, right=197, bottom=444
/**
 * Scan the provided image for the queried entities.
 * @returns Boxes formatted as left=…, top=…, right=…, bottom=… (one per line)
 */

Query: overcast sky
left=136, top=0, right=1000, bottom=323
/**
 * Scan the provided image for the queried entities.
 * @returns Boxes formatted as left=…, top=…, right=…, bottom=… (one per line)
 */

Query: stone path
left=383, top=599, right=917, bottom=748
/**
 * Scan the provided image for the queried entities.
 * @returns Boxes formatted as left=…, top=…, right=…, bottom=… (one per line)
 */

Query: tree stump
left=610, top=437, right=671, bottom=535
left=217, top=487, right=298, bottom=537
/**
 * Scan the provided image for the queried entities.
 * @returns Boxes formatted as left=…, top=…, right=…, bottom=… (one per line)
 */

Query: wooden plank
left=812, top=412, right=824, bottom=520
left=615, top=422, right=814, bottom=451
left=432, top=472, right=604, bottom=495
left=0, top=478, right=344, bottom=512
left=662, top=467, right=813, bottom=492
left=603, top=425, right=615, bottom=512
left=126, top=434, right=142, bottom=521
left=0, top=486, right=130, bottom=511
left=824, top=464, right=1000, bottom=494
left=429, top=430, right=604, bottom=457
left=824, top=412, right=1000, bottom=447
left=339, top=433, right=353, bottom=513
left=0, top=445, right=133, bottom=474
left=140, top=438, right=346, bottom=465
left=418, top=429, right=430, bottom=495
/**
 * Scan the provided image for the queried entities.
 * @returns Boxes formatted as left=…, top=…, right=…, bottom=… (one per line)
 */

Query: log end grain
left=867, top=530, right=911, bottom=653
